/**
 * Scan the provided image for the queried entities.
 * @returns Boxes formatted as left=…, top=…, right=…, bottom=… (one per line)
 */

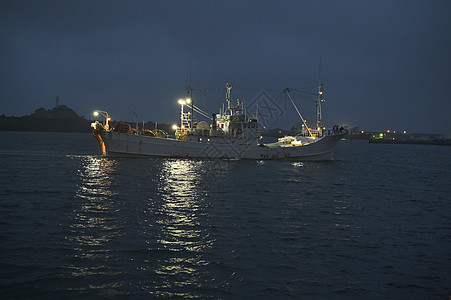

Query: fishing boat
left=91, top=83, right=346, bottom=160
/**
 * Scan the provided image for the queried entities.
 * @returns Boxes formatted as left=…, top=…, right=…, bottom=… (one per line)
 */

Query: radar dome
left=197, top=121, right=210, bottom=130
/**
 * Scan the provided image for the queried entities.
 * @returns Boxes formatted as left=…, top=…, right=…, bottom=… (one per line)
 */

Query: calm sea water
left=0, top=131, right=450, bottom=299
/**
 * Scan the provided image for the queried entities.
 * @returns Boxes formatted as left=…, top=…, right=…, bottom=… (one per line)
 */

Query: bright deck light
left=94, top=110, right=109, bottom=118
left=186, top=98, right=191, bottom=104
left=178, top=99, right=186, bottom=105
left=93, top=110, right=110, bottom=130
left=172, top=124, right=178, bottom=130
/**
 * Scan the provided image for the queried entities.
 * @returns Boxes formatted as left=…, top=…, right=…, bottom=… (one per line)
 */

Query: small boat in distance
left=91, top=83, right=347, bottom=160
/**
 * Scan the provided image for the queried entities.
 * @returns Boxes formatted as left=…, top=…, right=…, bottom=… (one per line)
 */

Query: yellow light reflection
left=149, top=159, right=214, bottom=297
left=68, top=157, right=124, bottom=279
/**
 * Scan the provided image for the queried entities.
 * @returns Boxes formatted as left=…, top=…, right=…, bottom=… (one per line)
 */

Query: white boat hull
left=95, top=131, right=343, bottom=161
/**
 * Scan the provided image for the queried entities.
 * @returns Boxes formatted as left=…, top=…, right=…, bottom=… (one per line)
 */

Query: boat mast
left=226, top=83, right=232, bottom=115
left=316, top=82, right=324, bottom=131
left=187, top=85, right=194, bottom=129
left=180, top=102, right=184, bottom=131
left=316, top=57, right=325, bottom=133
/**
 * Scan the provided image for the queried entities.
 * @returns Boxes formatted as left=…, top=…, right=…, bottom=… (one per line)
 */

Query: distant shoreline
left=369, top=138, right=451, bottom=146
left=0, top=115, right=92, bottom=133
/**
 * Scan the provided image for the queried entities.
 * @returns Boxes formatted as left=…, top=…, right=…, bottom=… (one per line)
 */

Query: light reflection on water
left=146, top=159, right=214, bottom=297
left=67, top=157, right=216, bottom=297
left=67, top=156, right=124, bottom=289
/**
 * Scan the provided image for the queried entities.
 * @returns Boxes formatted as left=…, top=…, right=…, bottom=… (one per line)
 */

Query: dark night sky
left=1, top=0, right=450, bottom=134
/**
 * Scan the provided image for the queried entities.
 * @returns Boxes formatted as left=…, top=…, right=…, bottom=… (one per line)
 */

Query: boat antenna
left=185, top=61, right=195, bottom=130
left=185, top=59, right=192, bottom=91
left=186, top=85, right=195, bottom=129
left=318, top=54, right=322, bottom=82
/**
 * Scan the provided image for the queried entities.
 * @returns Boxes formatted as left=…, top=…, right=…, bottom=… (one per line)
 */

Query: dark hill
left=30, top=105, right=81, bottom=120
left=0, top=105, right=92, bottom=132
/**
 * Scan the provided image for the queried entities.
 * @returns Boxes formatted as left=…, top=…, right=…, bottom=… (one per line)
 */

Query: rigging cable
left=283, top=88, right=312, bottom=137
left=186, top=105, right=211, bottom=119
